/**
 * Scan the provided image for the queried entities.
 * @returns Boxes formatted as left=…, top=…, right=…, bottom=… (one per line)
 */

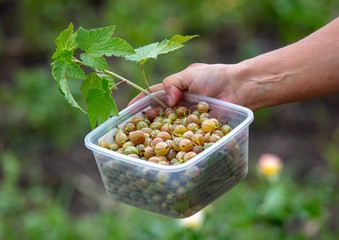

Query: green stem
left=72, top=57, right=84, bottom=65
left=110, top=80, right=126, bottom=90
left=141, top=64, right=150, bottom=92
left=103, top=70, right=168, bottom=108
left=71, top=57, right=168, bottom=108
left=103, top=70, right=149, bottom=95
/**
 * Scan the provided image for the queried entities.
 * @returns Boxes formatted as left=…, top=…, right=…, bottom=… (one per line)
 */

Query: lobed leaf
left=54, top=23, right=77, bottom=51
left=154, top=40, right=183, bottom=57
left=124, top=42, right=159, bottom=64
left=51, top=50, right=85, bottom=81
left=75, top=26, right=116, bottom=52
left=86, top=79, right=119, bottom=129
left=51, top=48, right=86, bottom=113
left=105, top=37, right=135, bottom=57
left=75, top=26, right=134, bottom=70
left=58, top=77, right=86, bottom=113
left=124, top=34, right=198, bottom=64
left=169, top=34, right=199, bottom=44
left=79, top=52, right=109, bottom=71
left=80, top=72, right=115, bottom=99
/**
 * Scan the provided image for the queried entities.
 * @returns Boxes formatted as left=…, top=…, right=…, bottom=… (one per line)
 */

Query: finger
left=163, top=72, right=190, bottom=107
left=128, top=84, right=164, bottom=106
left=188, top=63, right=207, bottom=68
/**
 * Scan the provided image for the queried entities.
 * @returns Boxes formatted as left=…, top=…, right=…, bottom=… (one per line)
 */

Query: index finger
left=128, top=84, right=164, bottom=106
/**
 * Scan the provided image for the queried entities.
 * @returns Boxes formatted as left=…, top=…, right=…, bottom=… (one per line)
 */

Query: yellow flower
left=257, top=153, right=283, bottom=178
left=178, top=211, right=204, bottom=230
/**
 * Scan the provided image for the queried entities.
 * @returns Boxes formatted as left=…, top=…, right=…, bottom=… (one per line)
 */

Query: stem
left=110, top=80, right=126, bottom=90
left=72, top=57, right=84, bottom=65
left=103, top=70, right=149, bottom=95
left=141, top=64, right=150, bottom=92
left=103, top=70, right=168, bottom=108
left=71, top=57, right=168, bottom=108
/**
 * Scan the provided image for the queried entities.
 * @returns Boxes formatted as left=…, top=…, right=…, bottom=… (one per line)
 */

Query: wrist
left=230, top=61, right=269, bottom=111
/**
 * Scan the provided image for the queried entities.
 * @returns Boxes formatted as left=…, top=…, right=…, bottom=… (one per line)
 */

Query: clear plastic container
left=85, top=91, right=254, bottom=218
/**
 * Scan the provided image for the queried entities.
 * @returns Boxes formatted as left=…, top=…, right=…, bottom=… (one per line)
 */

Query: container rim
left=85, top=91, right=254, bottom=172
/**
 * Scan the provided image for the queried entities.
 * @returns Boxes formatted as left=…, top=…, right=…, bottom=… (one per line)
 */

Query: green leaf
left=124, top=34, right=198, bottom=64
left=75, top=26, right=116, bottom=52
left=79, top=52, right=109, bottom=71
left=80, top=73, right=103, bottom=99
left=157, top=35, right=198, bottom=56
left=86, top=80, right=119, bottom=129
left=75, top=26, right=134, bottom=70
left=54, top=23, right=77, bottom=51
left=51, top=48, right=86, bottom=113
left=169, top=34, right=199, bottom=44
left=80, top=72, right=115, bottom=98
left=96, top=72, right=114, bottom=82
left=58, top=77, right=86, bottom=113
left=124, top=42, right=159, bottom=64
left=154, top=40, right=183, bottom=57
left=105, top=37, right=135, bottom=57
left=51, top=23, right=84, bottom=81
left=51, top=50, right=85, bottom=82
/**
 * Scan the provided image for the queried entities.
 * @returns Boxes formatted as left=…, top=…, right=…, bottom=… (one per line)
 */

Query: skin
left=129, top=17, right=339, bottom=111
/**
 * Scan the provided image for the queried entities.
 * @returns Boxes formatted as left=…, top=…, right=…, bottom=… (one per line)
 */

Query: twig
left=103, top=70, right=168, bottom=108
left=141, top=64, right=150, bottom=92
left=110, top=80, right=127, bottom=90
left=71, top=57, right=168, bottom=108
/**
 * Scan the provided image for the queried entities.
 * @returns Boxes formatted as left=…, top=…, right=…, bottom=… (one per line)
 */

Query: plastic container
left=85, top=91, right=254, bottom=218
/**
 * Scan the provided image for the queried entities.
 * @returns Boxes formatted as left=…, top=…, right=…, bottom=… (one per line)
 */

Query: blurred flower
left=301, top=219, right=320, bottom=237
left=178, top=211, right=204, bottom=230
left=257, top=153, right=283, bottom=178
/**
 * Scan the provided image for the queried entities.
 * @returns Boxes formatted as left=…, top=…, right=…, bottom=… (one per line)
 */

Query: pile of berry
left=99, top=101, right=232, bottom=165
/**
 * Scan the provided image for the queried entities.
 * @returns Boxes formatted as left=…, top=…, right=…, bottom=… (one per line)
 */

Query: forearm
left=234, top=17, right=339, bottom=111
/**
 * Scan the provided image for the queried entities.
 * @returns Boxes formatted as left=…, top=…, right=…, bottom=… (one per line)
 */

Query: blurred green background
left=1, top=0, right=339, bottom=239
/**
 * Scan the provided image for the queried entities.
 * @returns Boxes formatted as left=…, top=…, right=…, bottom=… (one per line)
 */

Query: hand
left=129, top=63, right=246, bottom=108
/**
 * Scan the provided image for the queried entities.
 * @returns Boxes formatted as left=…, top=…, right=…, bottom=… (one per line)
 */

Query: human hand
left=129, top=63, right=248, bottom=108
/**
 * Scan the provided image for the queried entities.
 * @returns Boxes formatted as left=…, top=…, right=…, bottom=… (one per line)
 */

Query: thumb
left=163, top=73, right=188, bottom=107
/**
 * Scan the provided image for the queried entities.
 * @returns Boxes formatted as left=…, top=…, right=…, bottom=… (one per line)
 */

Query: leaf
left=96, top=72, right=114, bottom=82
left=158, top=34, right=199, bottom=55
left=105, top=37, right=135, bottom=57
left=51, top=24, right=85, bottom=81
left=80, top=73, right=103, bottom=99
left=51, top=49, right=86, bottom=113
left=154, top=40, right=182, bottom=57
left=51, top=50, right=85, bottom=82
left=75, top=26, right=134, bottom=70
left=79, top=52, right=109, bottom=71
left=75, top=26, right=116, bottom=52
left=169, top=34, right=199, bottom=44
left=95, top=72, right=115, bottom=89
left=124, top=42, right=160, bottom=64
left=80, top=72, right=115, bottom=98
left=86, top=79, right=119, bottom=129
left=54, top=23, right=77, bottom=51
left=124, top=34, right=198, bottom=64
left=58, top=77, right=86, bottom=113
